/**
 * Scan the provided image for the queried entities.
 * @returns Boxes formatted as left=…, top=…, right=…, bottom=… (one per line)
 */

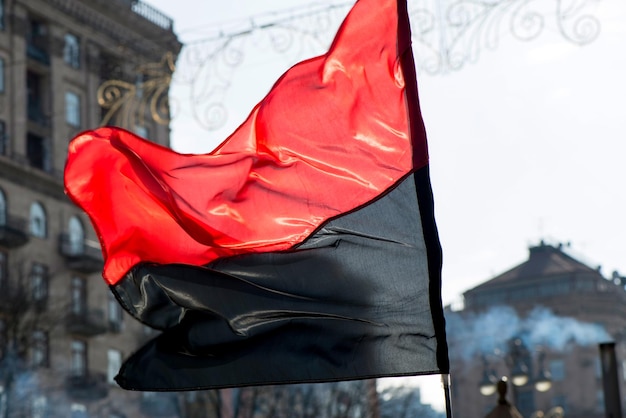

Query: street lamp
left=479, top=357, right=499, bottom=396
left=480, top=369, right=498, bottom=396
left=533, top=352, right=552, bottom=393
left=479, top=338, right=552, bottom=399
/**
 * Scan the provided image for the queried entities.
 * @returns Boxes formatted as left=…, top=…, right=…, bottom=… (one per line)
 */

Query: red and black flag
left=65, top=0, right=449, bottom=390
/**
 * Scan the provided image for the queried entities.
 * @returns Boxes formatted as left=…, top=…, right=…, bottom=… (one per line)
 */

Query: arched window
left=63, top=33, right=80, bottom=69
left=0, top=189, right=6, bottom=226
left=29, top=202, right=47, bottom=238
left=68, top=216, right=84, bottom=254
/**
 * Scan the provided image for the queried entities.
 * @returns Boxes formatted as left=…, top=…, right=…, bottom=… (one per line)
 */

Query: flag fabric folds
left=64, top=0, right=449, bottom=391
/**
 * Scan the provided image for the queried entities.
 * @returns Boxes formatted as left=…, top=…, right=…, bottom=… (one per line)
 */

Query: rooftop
left=466, top=241, right=602, bottom=293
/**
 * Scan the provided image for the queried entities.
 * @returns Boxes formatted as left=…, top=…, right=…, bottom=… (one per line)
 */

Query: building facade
left=448, top=242, right=626, bottom=418
left=0, top=0, right=181, bottom=416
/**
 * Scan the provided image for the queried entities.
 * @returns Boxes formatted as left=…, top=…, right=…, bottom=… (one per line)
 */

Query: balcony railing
left=5, top=152, right=64, bottom=181
left=0, top=214, right=29, bottom=248
left=130, top=0, right=173, bottom=31
left=59, top=233, right=104, bottom=273
left=65, top=371, right=108, bottom=401
left=65, top=309, right=108, bottom=337
left=27, top=104, right=51, bottom=128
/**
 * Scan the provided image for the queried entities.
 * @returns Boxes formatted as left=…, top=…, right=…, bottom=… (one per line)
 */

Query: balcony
left=130, top=0, right=173, bottom=31
left=58, top=233, right=104, bottom=273
left=26, top=20, right=50, bottom=66
left=0, top=214, right=29, bottom=248
left=27, top=104, right=51, bottom=128
left=65, top=371, right=108, bottom=401
left=65, top=309, right=108, bottom=337
left=27, top=43, right=50, bottom=66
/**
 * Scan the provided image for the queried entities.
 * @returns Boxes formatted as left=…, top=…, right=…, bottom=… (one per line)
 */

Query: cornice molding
left=30, top=0, right=180, bottom=61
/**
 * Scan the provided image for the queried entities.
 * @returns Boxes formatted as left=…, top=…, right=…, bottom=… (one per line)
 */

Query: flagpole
left=442, top=374, right=454, bottom=418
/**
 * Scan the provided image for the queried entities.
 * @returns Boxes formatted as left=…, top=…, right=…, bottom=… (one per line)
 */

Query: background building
left=448, top=241, right=626, bottom=418
left=0, top=1, right=388, bottom=417
left=0, top=0, right=181, bottom=416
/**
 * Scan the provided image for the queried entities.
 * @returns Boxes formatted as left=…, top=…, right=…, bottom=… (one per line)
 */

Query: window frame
left=70, top=403, right=87, bottom=418
left=70, top=340, right=87, bottom=377
left=29, top=202, right=47, bottom=238
left=0, top=251, right=6, bottom=291
left=65, top=91, right=81, bottom=127
left=0, top=188, right=6, bottom=225
left=107, top=349, right=122, bottom=384
left=0, top=119, right=6, bottom=156
left=70, top=276, right=87, bottom=316
left=31, top=262, right=49, bottom=307
left=108, top=291, right=123, bottom=332
left=0, top=57, right=4, bottom=93
left=0, top=0, right=5, bottom=31
left=31, top=330, right=49, bottom=368
left=63, top=33, right=80, bottom=69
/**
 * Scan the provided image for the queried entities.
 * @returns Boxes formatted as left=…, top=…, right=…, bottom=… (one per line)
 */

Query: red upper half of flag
left=64, top=0, right=429, bottom=285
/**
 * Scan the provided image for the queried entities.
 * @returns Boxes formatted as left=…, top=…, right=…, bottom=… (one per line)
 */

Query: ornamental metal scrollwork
left=98, top=52, right=176, bottom=129
left=97, top=0, right=603, bottom=131
left=172, top=3, right=350, bottom=132
left=409, top=0, right=601, bottom=74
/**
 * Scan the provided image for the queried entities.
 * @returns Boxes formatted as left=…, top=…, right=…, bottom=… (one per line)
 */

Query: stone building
left=448, top=241, right=626, bottom=418
left=0, top=0, right=180, bottom=416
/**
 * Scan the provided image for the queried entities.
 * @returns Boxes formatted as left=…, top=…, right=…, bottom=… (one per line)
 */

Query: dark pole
left=599, top=342, right=623, bottom=418
left=442, top=374, right=453, bottom=418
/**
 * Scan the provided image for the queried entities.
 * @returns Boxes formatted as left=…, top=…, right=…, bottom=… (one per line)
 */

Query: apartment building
left=0, top=0, right=180, bottom=416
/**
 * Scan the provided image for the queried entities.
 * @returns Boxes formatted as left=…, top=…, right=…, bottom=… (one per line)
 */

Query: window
left=63, top=33, right=80, bottom=69
left=27, top=71, right=47, bottom=126
left=107, top=349, right=122, bottom=384
left=516, top=389, right=534, bottom=416
left=549, top=359, right=565, bottom=381
left=0, top=386, right=7, bottom=418
left=27, top=19, right=49, bottom=65
left=70, top=340, right=87, bottom=377
left=0, top=251, right=6, bottom=290
left=0, top=188, right=5, bottom=225
left=595, top=357, right=602, bottom=379
left=29, top=202, right=47, bottom=238
left=31, top=263, right=49, bottom=306
left=71, top=277, right=86, bottom=315
left=68, top=216, right=84, bottom=254
left=0, top=319, right=5, bottom=361
left=65, top=91, right=80, bottom=127
left=0, top=0, right=5, bottom=30
left=551, top=394, right=567, bottom=410
left=596, top=388, right=604, bottom=411
left=134, top=125, right=148, bottom=138
left=0, top=57, right=4, bottom=92
left=70, top=403, right=87, bottom=418
left=31, top=330, right=48, bottom=367
left=32, top=395, right=47, bottom=418
left=0, top=120, right=6, bottom=155
left=135, top=73, right=145, bottom=99
left=108, top=291, right=123, bottom=332
left=27, top=133, right=50, bottom=172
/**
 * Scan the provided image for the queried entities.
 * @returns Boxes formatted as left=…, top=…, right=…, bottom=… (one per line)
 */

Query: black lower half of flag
left=112, top=168, right=448, bottom=391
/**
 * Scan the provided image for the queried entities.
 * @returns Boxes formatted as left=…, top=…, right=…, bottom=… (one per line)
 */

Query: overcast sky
left=144, top=0, right=626, bottom=410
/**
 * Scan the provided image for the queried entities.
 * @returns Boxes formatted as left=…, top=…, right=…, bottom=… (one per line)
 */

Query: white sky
left=144, top=0, right=626, bottom=411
